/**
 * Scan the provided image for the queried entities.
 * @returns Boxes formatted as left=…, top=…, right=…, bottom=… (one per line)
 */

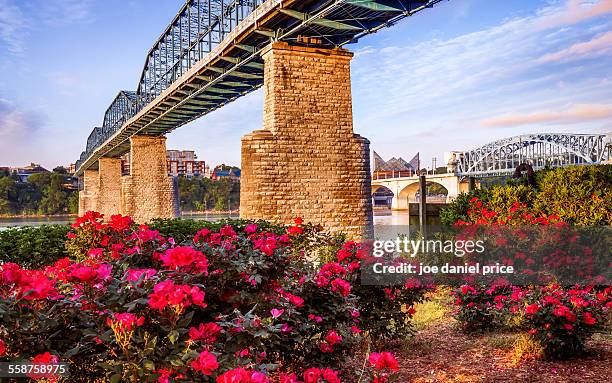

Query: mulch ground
left=394, top=316, right=611, bottom=383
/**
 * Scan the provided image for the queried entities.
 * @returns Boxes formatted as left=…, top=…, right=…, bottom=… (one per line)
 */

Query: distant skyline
left=1, top=0, right=611, bottom=170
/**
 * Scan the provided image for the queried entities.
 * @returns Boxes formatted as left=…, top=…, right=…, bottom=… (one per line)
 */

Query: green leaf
left=143, top=360, right=155, bottom=371
left=168, top=330, right=179, bottom=344
left=177, top=311, right=194, bottom=328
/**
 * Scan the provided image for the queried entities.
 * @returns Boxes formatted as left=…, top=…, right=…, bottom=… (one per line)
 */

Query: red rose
left=191, top=351, right=218, bottom=376
left=525, top=304, right=539, bottom=315
left=368, top=351, right=399, bottom=371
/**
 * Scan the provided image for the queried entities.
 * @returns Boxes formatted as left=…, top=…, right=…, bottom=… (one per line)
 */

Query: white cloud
left=0, top=98, right=42, bottom=139
left=538, top=30, right=612, bottom=62
left=0, top=0, right=27, bottom=55
left=40, top=0, right=94, bottom=26
left=481, top=103, right=612, bottom=127
left=535, top=0, right=612, bottom=30
left=352, top=0, right=612, bottom=119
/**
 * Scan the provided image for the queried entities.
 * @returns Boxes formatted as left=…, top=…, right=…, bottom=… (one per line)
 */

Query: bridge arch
left=372, top=185, right=394, bottom=208
left=372, top=174, right=464, bottom=210
left=452, top=133, right=610, bottom=176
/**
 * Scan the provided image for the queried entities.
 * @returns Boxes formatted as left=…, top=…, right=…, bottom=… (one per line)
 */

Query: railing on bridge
left=75, top=0, right=446, bottom=173
left=372, top=170, right=416, bottom=180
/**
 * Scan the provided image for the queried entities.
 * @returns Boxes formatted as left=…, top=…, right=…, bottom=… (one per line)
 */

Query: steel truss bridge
left=449, top=133, right=612, bottom=177
left=75, top=0, right=446, bottom=175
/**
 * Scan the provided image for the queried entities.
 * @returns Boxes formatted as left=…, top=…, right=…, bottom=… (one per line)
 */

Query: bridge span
left=371, top=133, right=611, bottom=211
left=75, top=0, right=447, bottom=239
left=372, top=173, right=470, bottom=210
left=448, top=133, right=611, bottom=177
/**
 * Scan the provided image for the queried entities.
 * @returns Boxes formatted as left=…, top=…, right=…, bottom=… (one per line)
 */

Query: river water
left=0, top=210, right=436, bottom=230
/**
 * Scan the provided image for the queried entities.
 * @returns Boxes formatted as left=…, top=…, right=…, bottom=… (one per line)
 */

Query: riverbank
left=180, top=209, right=239, bottom=216
left=0, top=213, right=76, bottom=219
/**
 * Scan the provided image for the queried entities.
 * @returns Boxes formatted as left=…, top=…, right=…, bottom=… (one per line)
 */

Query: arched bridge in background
left=448, top=133, right=612, bottom=177
left=372, top=133, right=611, bottom=209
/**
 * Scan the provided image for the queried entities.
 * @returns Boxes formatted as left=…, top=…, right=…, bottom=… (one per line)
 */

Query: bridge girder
left=75, top=0, right=446, bottom=174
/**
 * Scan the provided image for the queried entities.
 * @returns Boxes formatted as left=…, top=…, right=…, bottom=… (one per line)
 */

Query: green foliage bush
left=534, top=165, right=612, bottom=225
left=2, top=213, right=414, bottom=381
left=0, top=225, right=69, bottom=268
left=486, top=183, right=537, bottom=216
left=440, top=188, right=489, bottom=226
left=441, top=165, right=612, bottom=226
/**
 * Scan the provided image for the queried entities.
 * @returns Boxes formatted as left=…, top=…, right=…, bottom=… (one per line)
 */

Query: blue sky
left=0, top=0, right=611, bottom=170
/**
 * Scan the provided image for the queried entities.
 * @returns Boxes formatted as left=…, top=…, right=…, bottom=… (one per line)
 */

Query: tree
left=176, top=176, right=239, bottom=212
left=66, top=191, right=79, bottom=214
left=53, top=166, right=68, bottom=174
left=0, top=176, right=16, bottom=214
left=38, top=173, right=67, bottom=214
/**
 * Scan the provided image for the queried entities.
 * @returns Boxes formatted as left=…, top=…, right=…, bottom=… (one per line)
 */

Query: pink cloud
left=538, top=31, right=612, bottom=62
left=481, top=104, right=612, bottom=127
left=536, top=0, right=612, bottom=30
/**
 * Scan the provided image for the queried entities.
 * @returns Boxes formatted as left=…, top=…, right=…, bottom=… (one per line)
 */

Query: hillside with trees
left=177, top=176, right=240, bottom=212
left=0, top=168, right=78, bottom=216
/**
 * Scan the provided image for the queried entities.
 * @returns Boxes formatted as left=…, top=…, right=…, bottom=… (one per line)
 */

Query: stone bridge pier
left=241, top=42, right=374, bottom=240
left=78, top=135, right=178, bottom=223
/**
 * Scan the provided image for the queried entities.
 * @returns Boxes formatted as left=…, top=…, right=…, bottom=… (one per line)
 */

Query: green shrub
left=534, top=165, right=612, bottom=225
left=0, top=225, right=69, bottom=268
left=487, top=184, right=537, bottom=214
left=148, top=218, right=286, bottom=244
left=441, top=165, right=612, bottom=226
left=440, top=188, right=489, bottom=226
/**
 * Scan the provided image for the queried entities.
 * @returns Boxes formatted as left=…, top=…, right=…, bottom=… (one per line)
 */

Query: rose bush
left=0, top=212, right=418, bottom=382
left=520, top=284, right=611, bottom=358
left=451, top=199, right=611, bottom=358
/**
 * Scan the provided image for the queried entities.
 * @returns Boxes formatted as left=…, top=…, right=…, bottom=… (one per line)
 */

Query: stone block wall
left=241, top=42, right=374, bottom=240
left=78, top=169, right=99, bottom=216
left=97, top=157, right=122, bottom=219
left=121, top=135, right=178, bottom=223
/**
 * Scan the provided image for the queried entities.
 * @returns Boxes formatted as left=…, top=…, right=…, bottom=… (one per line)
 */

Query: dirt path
left=397, top=316, right=611, bottom=383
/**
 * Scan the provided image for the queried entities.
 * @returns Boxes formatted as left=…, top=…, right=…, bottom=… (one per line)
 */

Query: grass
left=411, top=287, right=453, bottom=331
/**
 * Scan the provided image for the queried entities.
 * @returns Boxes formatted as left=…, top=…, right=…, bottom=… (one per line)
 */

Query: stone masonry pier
left=240, top=42, right=374, bottom=240
left=78, top=135, right=178, bottom=223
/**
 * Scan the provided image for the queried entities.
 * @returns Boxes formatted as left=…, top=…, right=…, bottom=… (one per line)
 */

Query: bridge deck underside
left=76, top=0, right=444, bottom=175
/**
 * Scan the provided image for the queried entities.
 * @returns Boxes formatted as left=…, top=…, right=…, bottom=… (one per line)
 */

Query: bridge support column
left=241, top=42, right=373, bottom=240
left=97, top=157, right=122, bottom=219
left=121, top=135, right=178, bottom=223
left=78, top=169, right=99, bottom=216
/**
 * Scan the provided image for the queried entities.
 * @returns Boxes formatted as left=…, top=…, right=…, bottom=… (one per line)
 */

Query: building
left=211, top=167, right=241, bottom=181
left=121, top=150, right=206, bottom=178
left=6, top=163, right=49, bottom=182
left=68, top=163, right=76, bottom=174
left=372, top=152, right=420, bottom=208
left=372, top=151, right=419, bottom=180
left=166, top=150, right=206, bottom=177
